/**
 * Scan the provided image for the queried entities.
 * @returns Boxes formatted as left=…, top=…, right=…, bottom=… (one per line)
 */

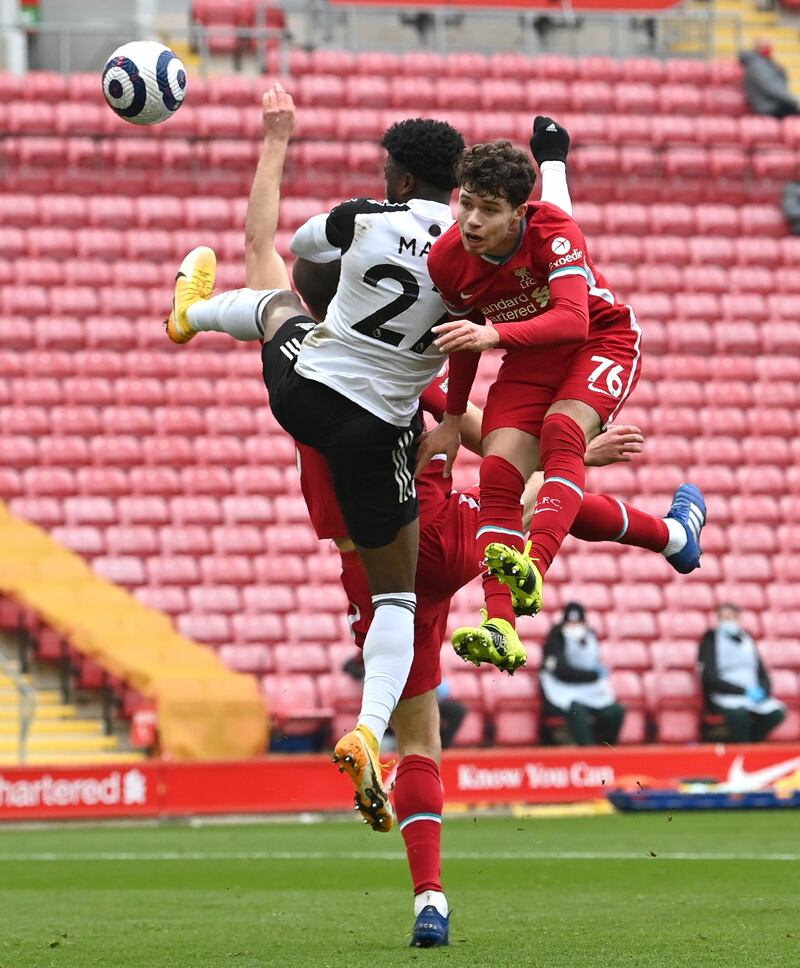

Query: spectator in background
left=344, top=654, right=466, bottom=749
left=698, top=604, right=786, bottom=743
left=540, top=602, right=626, bottom=746
left=781, top=180, right=800, bottom=234
left=740, top=40, right=800, bottom=118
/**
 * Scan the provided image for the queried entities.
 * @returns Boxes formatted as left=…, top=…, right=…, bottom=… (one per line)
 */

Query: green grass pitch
left=1, top=810, right=798, bottom=967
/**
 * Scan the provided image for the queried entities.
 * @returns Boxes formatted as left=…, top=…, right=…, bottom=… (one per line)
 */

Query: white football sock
left=539, top=160, right=572, bottom=216
left=662, top=517, right=688, bottom=557
left=357, top=592, right=416, bottom=744
left=414, top=890, right=449, bottom=918
left=187, top=288, right=285, bottom=341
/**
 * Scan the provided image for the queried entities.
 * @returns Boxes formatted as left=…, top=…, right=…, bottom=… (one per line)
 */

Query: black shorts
left=262, top=316, right=421, bottom=548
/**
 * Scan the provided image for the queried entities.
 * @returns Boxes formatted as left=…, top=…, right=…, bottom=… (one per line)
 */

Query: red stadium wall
left=1, top=744, right=799, bottom=820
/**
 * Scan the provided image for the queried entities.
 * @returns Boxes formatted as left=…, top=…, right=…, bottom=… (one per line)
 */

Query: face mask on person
left=563, top=621, right=586, bottom=639
left=719, top=620, right=740, bottom=636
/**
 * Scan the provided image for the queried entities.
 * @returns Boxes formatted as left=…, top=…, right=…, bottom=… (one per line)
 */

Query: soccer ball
left=102, top=40, right=187, bottom=125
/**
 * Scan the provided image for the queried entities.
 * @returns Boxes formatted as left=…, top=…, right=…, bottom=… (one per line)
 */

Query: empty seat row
left=261, top=666, right=800, bottom=746
left=0, top=56, right=744, bottom=104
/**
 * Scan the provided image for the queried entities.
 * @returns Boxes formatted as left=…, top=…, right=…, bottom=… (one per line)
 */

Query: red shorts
left=339, top=486, right=481, bottom=700
left=482, top=309, right=642, bottom=440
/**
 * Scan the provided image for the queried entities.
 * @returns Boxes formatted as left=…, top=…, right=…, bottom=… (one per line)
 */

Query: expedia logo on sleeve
left=549, top=249, right=584, bottom=271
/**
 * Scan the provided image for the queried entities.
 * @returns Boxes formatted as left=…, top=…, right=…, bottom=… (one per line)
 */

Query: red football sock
left=571, top=493, right=669, bottom=552
left=394, top=754, right=443, bottom=896
left=531, top=413, right=586, bottom=575
left=477, top=455, right=526, bottom=626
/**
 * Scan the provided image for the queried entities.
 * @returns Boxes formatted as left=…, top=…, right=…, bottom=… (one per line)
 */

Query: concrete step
left=0, top=672, right=31, bottom=686
left=0, top=689, right=63, bottom=704
left=0, top=704, right=77, bottom=720
left=0, top=735, right=120, bottom=753
left=0, top=751, right=145, bottom=766
left=0, top=719, right=104, bottom=737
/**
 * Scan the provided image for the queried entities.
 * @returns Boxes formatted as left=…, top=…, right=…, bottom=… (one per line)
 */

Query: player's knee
left=260, top=288, right=302, bottom=323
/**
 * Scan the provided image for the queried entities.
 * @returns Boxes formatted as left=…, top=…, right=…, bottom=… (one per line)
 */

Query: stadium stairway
left=702, top=0, right=800, bottom=94
left=0, top=632, right=143, bottom=765
left=0, top=54, right=799, bottom=748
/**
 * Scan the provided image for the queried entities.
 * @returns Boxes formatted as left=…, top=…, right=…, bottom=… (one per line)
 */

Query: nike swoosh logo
left=533, top=508, right=559, bottom=514
left=719, top=754, right=800, bottom=792
left=460, top=291, right=475, bottom=301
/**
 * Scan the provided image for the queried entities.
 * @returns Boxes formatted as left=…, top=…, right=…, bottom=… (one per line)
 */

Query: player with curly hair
left=420, top=123, right=707, bottom=667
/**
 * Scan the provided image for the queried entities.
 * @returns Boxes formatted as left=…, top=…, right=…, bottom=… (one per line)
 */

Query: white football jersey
left=293, top=197, right=454, bottom=427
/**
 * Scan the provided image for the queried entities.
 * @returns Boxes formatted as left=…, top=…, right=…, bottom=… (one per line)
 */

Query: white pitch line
left=0, top=850, right=797, bottom=862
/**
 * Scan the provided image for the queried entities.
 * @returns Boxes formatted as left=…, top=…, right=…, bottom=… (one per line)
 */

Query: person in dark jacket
left=698, top=603, right=786, bottom=742
left=781, top=180, right=800, bottom=235
left=740, top=41, right=800, bottom=118
left=540, top=602, right=625, bottom=746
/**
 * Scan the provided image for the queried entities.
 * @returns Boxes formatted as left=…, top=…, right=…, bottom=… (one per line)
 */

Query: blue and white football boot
left=664, top=483, right=707, bottom=574
left=410, top=906, right=450, bottom=948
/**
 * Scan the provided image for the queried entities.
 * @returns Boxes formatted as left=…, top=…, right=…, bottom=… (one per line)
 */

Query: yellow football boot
left=451, top=610, right=527, bottom=674
left=165, top=245, right=216, bottom=344
left=484, top=540, right=544, bottom=617
left=332, top=724, right=393, bottom=832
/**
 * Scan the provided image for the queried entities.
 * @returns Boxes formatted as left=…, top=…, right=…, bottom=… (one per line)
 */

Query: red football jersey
left=427, top=201, right=629, bottom=335
left=296, top=365, right=451, bottom=540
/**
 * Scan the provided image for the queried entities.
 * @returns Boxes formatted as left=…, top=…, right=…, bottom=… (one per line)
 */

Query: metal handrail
left=0, top=651, right=36, bottom=765
left=282, top=2, right=743, bottom=60
left=1, top=5, right=742, bottom=70
left=0, top=19, right=291, bottom=76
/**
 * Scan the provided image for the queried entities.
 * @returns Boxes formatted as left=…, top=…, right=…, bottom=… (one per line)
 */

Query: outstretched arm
left=244, top=83, right=296, bottom=290
left=530, top=115, right=573, bottom=217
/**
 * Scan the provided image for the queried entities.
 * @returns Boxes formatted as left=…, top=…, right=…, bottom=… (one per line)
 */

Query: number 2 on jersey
left=352, top=263, right=444, bottom=355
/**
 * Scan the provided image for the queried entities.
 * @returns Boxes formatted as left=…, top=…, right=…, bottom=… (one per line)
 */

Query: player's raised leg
left=166, top=84, right=298, bottom=345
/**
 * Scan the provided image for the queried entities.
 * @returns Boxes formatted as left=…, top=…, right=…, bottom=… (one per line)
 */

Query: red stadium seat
left=209, top=523, right=264, bottom=556
left=51, top=525, right=105, bottom=556
left=708, top=145, right=748, bottom=177
left=728, top=496, right=781, bottom=525
left=179, top=466, right=232, bottom=496
left=602, top=640, right=651, bottom=671
left=525, top=79, right=572, bottom=114
left=39, top=436, right=90, bottom=468
left=145, top=555, right=200, bottom=588
left=760, top=640, right=800, bottom=671
left=481, top=671, right=540, bottom=746
left=262, top=673, right=333, bottom=736
left=9, top=496, right=64, bottom=526
left=160, top=525, right=213, bottom=557
left=90, top=436, right=143, bottom=468
left=187, top=585, right=241, bottom=615
left=740, top=204, right=787, bottom=238
left=177, top=612, right=231, bottom=645
left=650, top=640, right=699, bottom=671
left=297, top=75, right=345, bottom=109
left=447, top=671, right=486, bottom=747
left=168, top=496, right=224, bottom=526
left=93, top=556, right=146, bottom=587
left=614, top=611, right=658, bottom=641
left=218, top=644, right=273, bottom=675
left=232, top=613, right=284, bottom=644
left=130, top=467, right=183, bottom=497
left=23, top=467, right=75, bottom=497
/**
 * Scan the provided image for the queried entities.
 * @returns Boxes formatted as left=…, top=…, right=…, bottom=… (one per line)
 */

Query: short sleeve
left=325, top=197, right=370, bottom=253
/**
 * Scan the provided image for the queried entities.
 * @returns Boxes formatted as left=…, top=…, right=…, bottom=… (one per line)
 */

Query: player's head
left=380, top=118, right=465, bottom=204
left=717, top=602, right=741, bottom=628
left=455, top=140, right=535, bottom=257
